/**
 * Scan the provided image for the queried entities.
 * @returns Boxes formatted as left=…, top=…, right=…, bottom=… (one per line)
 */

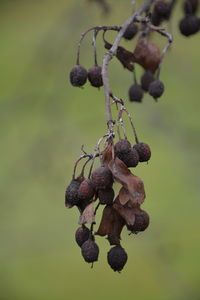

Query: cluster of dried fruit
left=65, top=0, right=199, bottom=272
left=65, top=136, right=151, bottom=272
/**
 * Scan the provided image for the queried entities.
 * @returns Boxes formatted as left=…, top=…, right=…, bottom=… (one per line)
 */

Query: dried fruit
left=133, top=142, right=151, bottom=162
left=141, top=71, right=155, bottom=92
left=65, top=179, right=81, bottom=207
left=179, top=15, right=199, bottom=36
left=127, top=209, right=149, bottom=233
left=78, top=179, right=95, bottom=200
left=123, top=23, right=138, bottom=40
left=91, top=166, right=113, bottom=189
left=75, top=226, right=90, bottom=247
left=98, top=187, right=115, bottom=205
left=149, top=79, right=164, bottom=99
left=69, top=65, right=88, bottom=87
left=114, top=139, right=131, bottom=155
left=154, top=0, right=171, bottom=19
left=81, top=239, right=99, bottom=263
left=88, top=65, right=103, bottom=87
left=128, top=84, right=144, bottom=102
left=107, top=246, right=128, bottom=272
left=121, top=148, right=139, bottom=168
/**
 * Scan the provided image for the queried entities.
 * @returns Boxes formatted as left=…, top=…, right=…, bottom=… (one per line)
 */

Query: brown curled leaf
left=79, top=202, right=95, bottom=225
left=102, top=142, right=113, bottom=167
left=104, top=40, right=135, bottom=71
left=108, top=157, right=145, bottom=205
left=96, top=205, right=125, bottom=245
left=133, top=37, right=161, bottom=73
left=113, top=196, right=136, bottom=226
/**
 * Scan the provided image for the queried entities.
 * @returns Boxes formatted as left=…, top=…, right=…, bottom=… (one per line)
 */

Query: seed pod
left=127, top=210, right=149, bottom=233
left=179, top=15, right=199, bottom=36
left=88, top=66, right=103, bottom=87
left=91, top=166, right=113, bottom=189
left=141, top=71, right=155, bottom=92
left=75, top=226, right=90, bottom=247
left=69, top=65, right=88, bottom=87
left=149, top=80, right=164, bottom=99
left=121, top=148, right=139, bottom=168
left=133, top=142, right=151, bottom=162
left=128, top=84, right=144, bottom=102
left=107, top=246, right=128, bottom=272
left=123, top=23, right=138, bottom=40
left=98, top=187, right=115, bottom=205
left=65, top=179, right=81, bottom=207
left=78, top=179, right=95, bottom=200
left=81, top=239, right=99, bottom=263
left=184, top=0, right=199, bottom=15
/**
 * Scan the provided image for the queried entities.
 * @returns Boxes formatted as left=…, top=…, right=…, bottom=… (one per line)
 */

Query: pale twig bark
left=102, top=0, right=155, bottom=131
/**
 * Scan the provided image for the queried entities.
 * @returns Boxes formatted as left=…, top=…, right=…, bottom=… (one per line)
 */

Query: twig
left=101, top=0, right=155, bottom=130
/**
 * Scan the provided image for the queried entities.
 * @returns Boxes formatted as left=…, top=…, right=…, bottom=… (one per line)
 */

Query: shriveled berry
left=133, top=142, right=151, bottom=162
left=127, top=210, right=149, bottom=233
left=123, top=23, right=138, bottom=40
left=141, top=71, right=155, bottom=92
left=78, top=179, right=95, bottom=200
left=184, top=0, right=198, bottom=15
left=65, top=180, right=81, bottom=207
left=154, top=0, right=171, bottom=19
left=128, top=84, right=144, bottom=102
left=107, top=246, right=128, bottom=272
left=114, top=139, right=131, bottom=155
left=121, top=148, right=139, bottom=168
left=75, top=226, right=90, bottom=247
left=149, top=79, right=164, bottom=99
left=91, top=166, right=113, bottom=189
left=179, top=15, right=199, bottom=36
left=81, top=240, right=99, bottom=263
left=98, top=187, right=115, bottom=205
left=69, top=65, right=88, bottom=87
left=88, top=66, right=103, bottom=87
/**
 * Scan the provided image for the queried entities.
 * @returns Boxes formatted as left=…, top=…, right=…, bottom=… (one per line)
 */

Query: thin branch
left=101, top=0, right=155, bottom=130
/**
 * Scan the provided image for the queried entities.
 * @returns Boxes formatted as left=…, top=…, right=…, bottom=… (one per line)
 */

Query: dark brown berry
left=184, top=0, right=199, bottom=15
left=151, top=10, right=163, bottom=26
left=127, top=210, right=149, bottom=233
left=123, top=23, right=138, bottom=40
left=154, top=0, right=171, bottom=19
left=107, top=246, right=128, bottom=272
left=98, top=187, right=115, bottom=205
left=81, top=240, right=99, bottom=263
left=75, top=226, right=90, bottom=247
left=65, top=180, right=81, bottom=207
left=179, top=15, right=199, bottom=36
left=78, top=179, right=95, bottom=200
left=121, top=148, right=139, bottom=168
left=91, top=166, right=113, bottom=189
left=69, top=65, right=88, bottom=87
left=128, top=84, right=144, bottom=102
left=88, top=66, right=103, bottom=87
left=114, top=139, right=131, bottom=155
left=133, top=142, right=151, bottom=162
left=141, top=71, right=155, bottom=92
left=149, top=79, right=164, bottom=99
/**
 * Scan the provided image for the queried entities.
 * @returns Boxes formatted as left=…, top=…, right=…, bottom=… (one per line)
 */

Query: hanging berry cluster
left=65, top=0, right=199, bottom=272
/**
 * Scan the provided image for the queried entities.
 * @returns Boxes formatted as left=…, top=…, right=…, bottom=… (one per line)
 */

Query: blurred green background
left=0, top=0, right=200, bottom=299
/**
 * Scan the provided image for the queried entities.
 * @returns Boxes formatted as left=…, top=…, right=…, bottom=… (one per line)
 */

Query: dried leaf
left=79, top=202, right=95, bottom=225
left=102, top=143, right=113, bottom=167
left=113, top=197, right=136, bottom=226
left=108, top=157, right=145, bottom=205
left=133, top=37, right=161, bottom=73
left=119, top=186, right=131, bottom=206
left=96, top=205, right=125, bottom=245
left=105, top=41, right=135, bottom=71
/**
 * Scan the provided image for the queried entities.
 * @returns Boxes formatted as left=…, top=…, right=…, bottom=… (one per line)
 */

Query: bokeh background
left=1, top=0, right=200, bottom=299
